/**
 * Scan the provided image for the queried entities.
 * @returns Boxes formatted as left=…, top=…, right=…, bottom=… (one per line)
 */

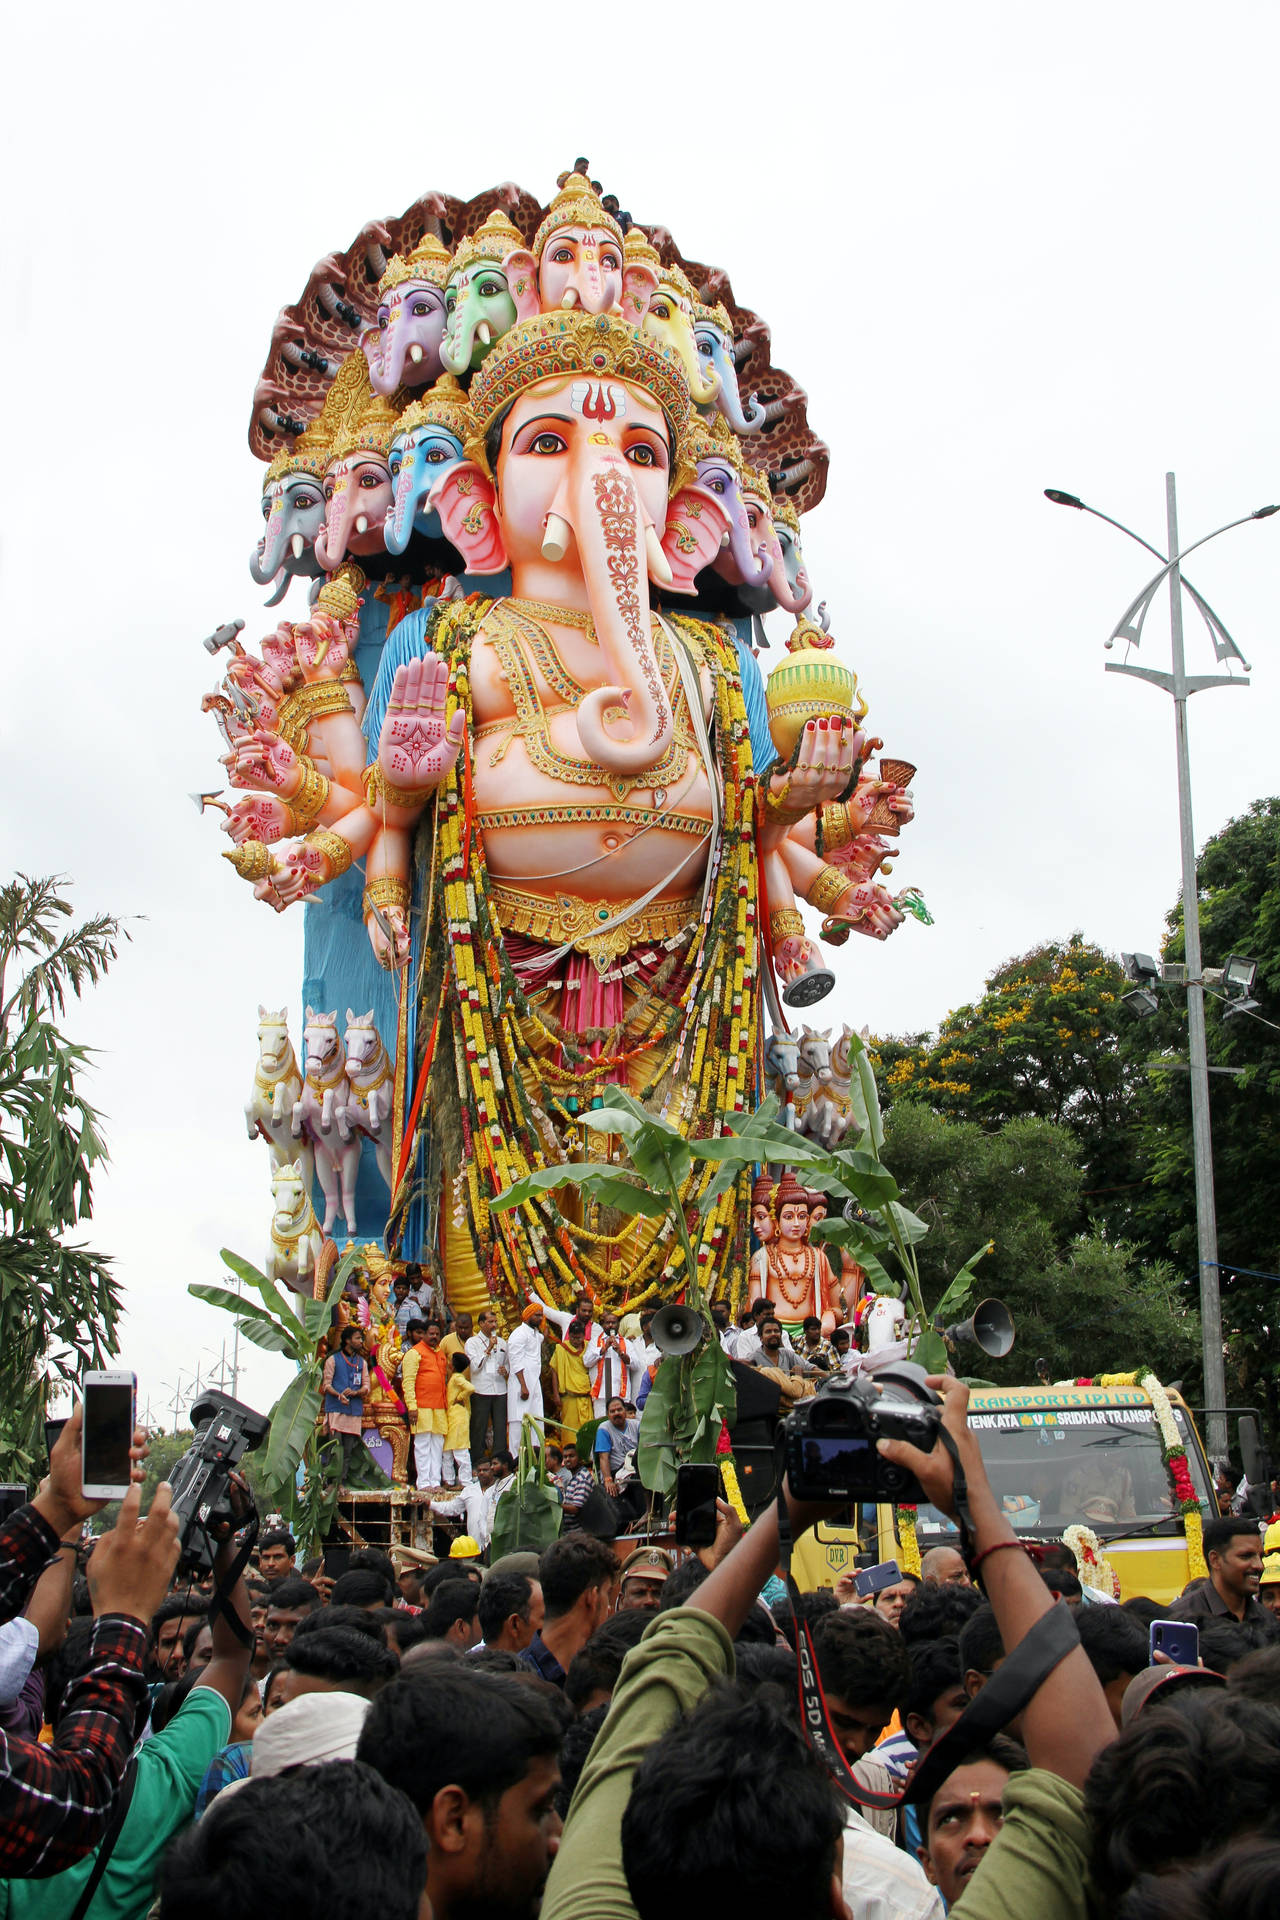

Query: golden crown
left=693, top=300, right=734, bottom=337
left=741, top=463, right=772, bottom=504
left=329, top=388, right=402, bottom=463
left=395, top=371, right=473, bottom=440
left=449, top=209, right=525, bottom=278
left=469, top=311, right=691, bottom=448
left=687, top=412, right=744, bottom=473
left=656, top=262, right=698, bottom=307
left=378, top=231, right=452, bottom=298
left=772, top=493, right=801, bottom=533
left=533, top=172, right=624, bottom=259
left=315, top=561, right=366, bottom=625
left=265, top=412, right=331, bottom=484
left=623, top=227, right=662, bottom=273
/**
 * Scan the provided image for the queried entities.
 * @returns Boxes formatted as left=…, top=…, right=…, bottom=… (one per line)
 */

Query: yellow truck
left=791, top=1379, right=1217, bottom=1605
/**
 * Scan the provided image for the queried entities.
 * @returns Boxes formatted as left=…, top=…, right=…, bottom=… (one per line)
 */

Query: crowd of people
left=2, top=1376, right=1280, bottom=1919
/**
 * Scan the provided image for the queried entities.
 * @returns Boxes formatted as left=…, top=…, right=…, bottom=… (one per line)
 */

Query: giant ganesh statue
left=208, top=166, right=920, bottom=1319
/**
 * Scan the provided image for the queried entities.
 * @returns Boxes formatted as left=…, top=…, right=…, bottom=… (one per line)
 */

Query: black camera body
left=784, top=1361, right=941, bottom=1504
left=167, top=1391, right=269, bottom=1575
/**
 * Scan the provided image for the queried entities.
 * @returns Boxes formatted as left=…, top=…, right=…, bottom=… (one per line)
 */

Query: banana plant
left=492, top=1092, right=791, bottom=1495
left=189, top=1245, right=389, bottom=1550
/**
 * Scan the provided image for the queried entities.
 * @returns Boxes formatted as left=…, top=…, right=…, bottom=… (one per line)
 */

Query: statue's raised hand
left=224, top=794, right=293, bottom=845
left=376, top=654, right=464, bottom=800
left=223, top=728, right=300, bottom=796
left=293, top=614, right=352, bottom=684
left=768, top=719, right=866, bottom=826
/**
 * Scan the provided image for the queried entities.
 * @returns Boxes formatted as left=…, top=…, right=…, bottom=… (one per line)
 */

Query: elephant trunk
left=726, top=506, right=773, bottom=586
left=768, top=535, right=812, bottom=614
left=314, top=484, right=351, bottom=569
left=439, top=311, right=479, bottom=377
left=567, top=459, right=674, bottom=775
left=251, top=505, right=288, bottom=586
left=385, top=457, right=420, bottom=557
left=367, top=328, right=407, bottom=398
left=713, top=349, right=767, bottom=432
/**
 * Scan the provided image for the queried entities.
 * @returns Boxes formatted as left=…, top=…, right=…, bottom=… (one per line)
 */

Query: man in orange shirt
left=401, top=1320, right=450, bottom=1491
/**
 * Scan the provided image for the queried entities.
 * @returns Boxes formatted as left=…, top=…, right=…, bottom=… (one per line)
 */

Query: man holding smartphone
left=0, top=1404, right=180, bottom=1875
left=1167, top=1516, right=1268, bottom=1626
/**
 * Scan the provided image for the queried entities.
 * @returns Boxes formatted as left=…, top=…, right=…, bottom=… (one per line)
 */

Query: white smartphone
left=81, top=1372, right=137, bottom=1500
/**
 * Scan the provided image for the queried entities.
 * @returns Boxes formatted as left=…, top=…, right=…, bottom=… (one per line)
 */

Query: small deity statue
left=748, top=1171, right=843, bottom=1336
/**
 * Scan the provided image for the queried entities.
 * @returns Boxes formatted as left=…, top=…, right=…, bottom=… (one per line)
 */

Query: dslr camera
left=167, top=1391, right=269, bottom=1575
left=784, top=1361, right=942, bottom=1504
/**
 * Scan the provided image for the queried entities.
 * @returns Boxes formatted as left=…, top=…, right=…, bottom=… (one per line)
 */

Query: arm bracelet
left=364, top=761, right=442, bottom=812
left=768, top=906, right=806, bottom=943
left=303, top=828, right=354, bottom=879
left=286, top=758, right=331, bottom=831
left=805, top=863, right=852, bottom=917
left=363, top=876, right=411, bottom=919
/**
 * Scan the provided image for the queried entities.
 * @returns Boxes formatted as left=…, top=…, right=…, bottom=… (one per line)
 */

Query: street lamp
left=1048, top=475, right=1275, bottom=1458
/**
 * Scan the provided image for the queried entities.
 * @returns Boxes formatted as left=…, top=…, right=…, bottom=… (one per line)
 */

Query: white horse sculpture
left=764, top=1028, right=802, bottom=1130
left=267, top=1158, right=325, bottom=1294
left=292, top=1008, right=360, bottom=1234
left=343, top=1009, right=394, bottom=1190
left=808, top=1022, right=860, bottom=1150
left=245, top=1007, right=314, bottom=1188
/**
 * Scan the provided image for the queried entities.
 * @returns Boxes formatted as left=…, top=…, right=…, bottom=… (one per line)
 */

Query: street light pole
left=1048, top=473, right=1277, bottom=1460
left=1163, top=475, right=1226, bottom=1461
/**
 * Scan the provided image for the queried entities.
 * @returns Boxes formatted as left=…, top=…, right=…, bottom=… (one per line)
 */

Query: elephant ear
left=429, top=463, right=508, bottom=577
left=620, top=262, right=658, bottom=326
left=660, top=486, right=733, bottom=595
left=505, top=248, right=541, bottom=323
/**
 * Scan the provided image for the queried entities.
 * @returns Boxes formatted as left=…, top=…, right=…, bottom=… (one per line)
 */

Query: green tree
left=0, top=876, right=128, bottom=1480
left=873, top=936, right=1143, bottom=1237
left=879, top=1102, right=1201, bottom=1387
left=1126, top=797, right=1280, bottom=1421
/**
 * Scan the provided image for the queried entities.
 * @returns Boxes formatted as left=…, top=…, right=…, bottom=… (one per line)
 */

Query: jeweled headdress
left=330, top=388, right=402, bottom=462
left=688, top=412, right=745, bottom=473
left=693, top=300, right=734, bottom=336
left=378, top=232, right=452, bottom=298
left=623, top=227, right=662, bottom=275
left=655, top=262, right=698, bottom=307
left=467, top=311, right=691, bottom=475
left=265, top=412, right=331, bottom=485
left=772, top=494, right=801, bottom=534
left=449, top=209, right=525, bottom=277
left=533, top=171, right=624, bottom=258
left=741, top=463, right=772, bottom=505
left=395, top=372, right=473, bottom=441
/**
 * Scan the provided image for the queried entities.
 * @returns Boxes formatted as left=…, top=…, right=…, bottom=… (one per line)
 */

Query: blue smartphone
left=854, top=1559, right=903, bottom=1599
left=1149, top=1618, right=1199, bottom=1667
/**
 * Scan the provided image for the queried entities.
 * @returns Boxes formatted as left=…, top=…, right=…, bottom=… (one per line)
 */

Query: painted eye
left=425, top=447, right=448, bottom=463
left=324, top=482, right=335, bottom=500
left=359, top=470, right=383, bottom=487
left=296, top=491, right=319, bottom=510
left=531, top=431, right=566, bottom=455
left=411, top=299, right=429, bottom=316
left=698, top=338, right=714, bottom=356
left=446, top=292, right=457, bottom=313
left=650, top=300, right=670, bottom=320
left=377, top=307, right=389, bottom=327
left=627, top=444, right=657, bottom=468
left=708, top=476, right=726, bottom=493
left=551, top=246, right=573, bottom=264
left=601, top=252, right=620, bottom=272
left=261, top=498, right=272, bottom=520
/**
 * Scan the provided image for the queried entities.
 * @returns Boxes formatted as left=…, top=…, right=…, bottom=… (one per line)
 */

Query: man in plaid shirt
left=0, top=1405, right=179, bottom=1876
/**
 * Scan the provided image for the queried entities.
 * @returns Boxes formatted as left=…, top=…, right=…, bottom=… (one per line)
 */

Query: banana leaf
left=931, top=1243, right=995, bottom=1328
left=260, top=1370, right=322, bottom=1497
left=912, top=1330, right=949, bottom=1375
left=493, top=1162, right=670, bottom=1219
left=219, top=1248, right=306, bottom=1344
left=189, top=1282, right=302, bottom=1346
left=637, top=1341, right=736, bottom=1497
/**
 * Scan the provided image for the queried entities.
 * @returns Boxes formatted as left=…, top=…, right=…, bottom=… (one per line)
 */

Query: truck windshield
left=914, top=1404, right=1214, bottom=1540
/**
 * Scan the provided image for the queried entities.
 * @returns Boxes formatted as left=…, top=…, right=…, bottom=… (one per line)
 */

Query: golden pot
left=765, top=622, right=861, bottom=761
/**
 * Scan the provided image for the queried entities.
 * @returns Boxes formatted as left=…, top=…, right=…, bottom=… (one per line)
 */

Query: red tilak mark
left=583, top=384, right=618, bottom=422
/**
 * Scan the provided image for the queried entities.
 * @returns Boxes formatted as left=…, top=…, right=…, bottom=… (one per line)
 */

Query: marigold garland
left=895, top=1504, right=921, bottom=1577
left=1080, top=1366, right=1210, bottom=1581
left=1062, top=1523, right=1121, bottom=1599
left=389, top=598, right=762, bottom=1319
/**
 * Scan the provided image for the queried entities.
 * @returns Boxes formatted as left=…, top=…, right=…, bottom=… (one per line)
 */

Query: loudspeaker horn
left=943, top=1298, right=1015, bottom=1359
left=651, top=1304, right=707, bottom=1357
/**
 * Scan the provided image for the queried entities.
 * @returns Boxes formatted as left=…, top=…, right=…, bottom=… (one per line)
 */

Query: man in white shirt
left=584, top=1310, right=634, bottom=1418
left=430, top=1453, right=516, bottom=1553
left=506, top=1300, right=574, bottom=1452
left=710, top=1301, right=739, bottom=1357
left=464, top=1309, right=508, bottom=1461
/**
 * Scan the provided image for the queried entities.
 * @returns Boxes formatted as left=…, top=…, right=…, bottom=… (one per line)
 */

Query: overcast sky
left=3, top=3, right=1276, bottom=1424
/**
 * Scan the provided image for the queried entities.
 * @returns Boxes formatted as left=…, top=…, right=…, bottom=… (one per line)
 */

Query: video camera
left=784, top=1361, right=942, bottom=1504
left=167, top=1391, right=269, bottom=1576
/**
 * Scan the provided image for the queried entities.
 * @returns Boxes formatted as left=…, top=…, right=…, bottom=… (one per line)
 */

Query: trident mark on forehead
left=570, top=380, right=627, bottom=422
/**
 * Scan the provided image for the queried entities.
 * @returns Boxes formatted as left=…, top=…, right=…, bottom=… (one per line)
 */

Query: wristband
left=969, top=1538, right=1028, bottom=1579
left=59, top=1538, right=82, bottom=1551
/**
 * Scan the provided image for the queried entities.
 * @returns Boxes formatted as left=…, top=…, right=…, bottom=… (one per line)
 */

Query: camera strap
left=775, top=1484, right=1082, bottom=1816
left=206, top=1510, right=259, bottom=1650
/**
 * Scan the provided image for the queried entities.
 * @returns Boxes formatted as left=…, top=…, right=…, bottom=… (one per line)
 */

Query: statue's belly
left=471, top=738, right=715, bottom=905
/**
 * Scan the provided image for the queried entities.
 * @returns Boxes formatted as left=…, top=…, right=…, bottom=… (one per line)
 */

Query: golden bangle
left=276, top=681, right=355, bottom=753
left=763, top=777, right=810, bottom=826
left=337, top=658, right=362, bottom=684
left=363, top=876, right=410, bottom=918
left=363, top=761, right=441, bottom=812
left=820, top=801, right=855, bottom=852
left=303, top=828, right=354, bottom=879
left=287, top=758, right=331, bottom=831
left=805, top=864, right=851, bottom=916
left=221, top=839, right=276, bottom=883
left=768, top=906, right=806, bottom=943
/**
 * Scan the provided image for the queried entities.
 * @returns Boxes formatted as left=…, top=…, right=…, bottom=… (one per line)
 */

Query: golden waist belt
left=488, top=882, right=701, bottom=967
left=476, top=804, right=712, bottom=838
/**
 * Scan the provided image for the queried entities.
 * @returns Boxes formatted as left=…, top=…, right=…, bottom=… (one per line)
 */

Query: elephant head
left=385, top=376, right=471, bottom=556
left=313, top=392, right=400, bottom=569
left=693, top=302, right=766, bottom=434
left=518, top=172, right=630, bottom=318
left=363, top=234, right=452, bottom=396
left=643, top=264, right=720, bottom=408
left=659, top=482, right=732, bottom=595
left=693, top=425, right=773, bottom=590
left=250, top=469, right=328, bottom=605
left=764, top=499, right=814, bottom=614
left=438, top=211, right=523, bottom=376
left=459, top=311, right=694, bottom=775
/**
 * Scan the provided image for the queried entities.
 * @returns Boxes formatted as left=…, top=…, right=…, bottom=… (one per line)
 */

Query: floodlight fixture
left=1222, top=954, right=1259, bottom=998
left=1221, top=995, right=1261, bottom=1022
left=1121, top=987, right=1161, bottom=1019
left=1121, top=951, right=1161, bottom=985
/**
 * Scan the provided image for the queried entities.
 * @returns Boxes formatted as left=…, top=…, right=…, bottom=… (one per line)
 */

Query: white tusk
left=291, top=534, right=305, bottom=559
left=542, top=513, right=572, bottom=562
left=477, top=322, right=492, bottom=346
left=561, top=288, right=578, bottom=309
left=355, top=515, right=368, bottom=535
left=644, top=523, right=673, bottom=585
left=408, top=343, right=424, bottom=363
left=719, top=531, right=730, bottom=548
